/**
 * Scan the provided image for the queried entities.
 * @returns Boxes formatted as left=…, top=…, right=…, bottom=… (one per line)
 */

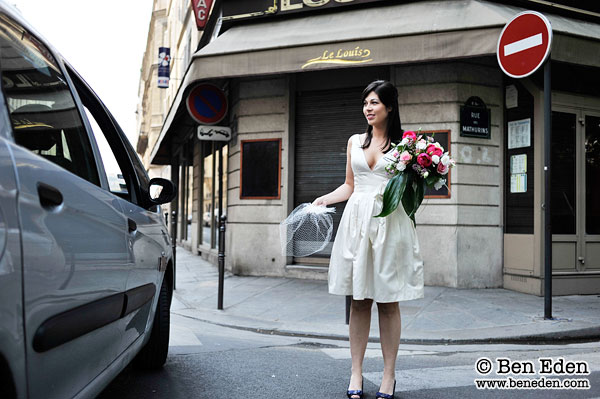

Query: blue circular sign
left=186, top=83, right=228, bottom=125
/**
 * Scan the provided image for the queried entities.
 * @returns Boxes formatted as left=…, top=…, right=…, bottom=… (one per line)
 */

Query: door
left=551, top=109, right=600, bottom=282
left=65, top=64, right=171, bottom=350
left=294, top=87, right=366, bottom=262
left=0, top=14, right=131, bottom=398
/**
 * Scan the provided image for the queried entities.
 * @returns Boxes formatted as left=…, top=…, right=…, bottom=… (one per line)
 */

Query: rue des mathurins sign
left=222, top=0, right=383, bottom=22
left=460, top=96, right=491, bottom=139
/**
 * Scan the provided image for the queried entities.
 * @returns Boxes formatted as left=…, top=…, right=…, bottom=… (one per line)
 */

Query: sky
left=10, top=0, right=154, bottom=148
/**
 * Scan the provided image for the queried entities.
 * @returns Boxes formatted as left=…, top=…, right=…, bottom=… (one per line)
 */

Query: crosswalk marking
left=169, top=323, right=203, bottom=347
left=328, top=351, right=600, bottom=393
left=320, top=348, right=437, bottom=360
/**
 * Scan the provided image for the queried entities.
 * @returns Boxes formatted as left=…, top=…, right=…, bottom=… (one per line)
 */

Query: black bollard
left=217, top=214, right=227, bottom=310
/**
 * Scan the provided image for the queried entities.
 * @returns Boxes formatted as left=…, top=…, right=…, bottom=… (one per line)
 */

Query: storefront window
left=200, top=141, right=228, bottom=249
left=202, top=145, right=214, bottom=246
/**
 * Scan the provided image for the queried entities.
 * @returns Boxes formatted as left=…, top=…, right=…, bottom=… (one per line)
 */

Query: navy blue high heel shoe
left=375, top=379, right=396, bottom=399
left=346, top=379, right=364, bottom=399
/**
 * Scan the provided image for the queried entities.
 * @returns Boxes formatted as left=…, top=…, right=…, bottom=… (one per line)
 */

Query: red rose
left=426, top=144, right=443, bottom=157
left=417, top=153, right=432, bottom=167
left=403, top=131, right=417, bottom=141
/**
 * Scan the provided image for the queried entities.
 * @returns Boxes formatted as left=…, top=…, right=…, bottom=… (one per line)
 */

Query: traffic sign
left=186, top=83, right=228, bottom=125
left=497, top=11, right=552, bottom=78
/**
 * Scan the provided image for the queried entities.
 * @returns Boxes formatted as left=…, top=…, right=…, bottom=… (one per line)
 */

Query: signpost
left=497, top=11, right=553, bottom=319
left=186, top=83, right=229, bottom=310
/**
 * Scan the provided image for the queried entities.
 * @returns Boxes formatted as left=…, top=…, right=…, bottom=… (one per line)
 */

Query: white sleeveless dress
left=328, top=134, right=424, bottom=303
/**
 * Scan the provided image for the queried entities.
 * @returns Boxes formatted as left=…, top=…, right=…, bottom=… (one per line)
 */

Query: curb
left=172, top=311, right=600, bottom=346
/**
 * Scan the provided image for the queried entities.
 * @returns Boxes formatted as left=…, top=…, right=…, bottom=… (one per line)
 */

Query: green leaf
left=401, top=176, right=416, bottom=219
left=374, top=173, right=407, bottom=218
left=425, top=173, right=437, bottom=187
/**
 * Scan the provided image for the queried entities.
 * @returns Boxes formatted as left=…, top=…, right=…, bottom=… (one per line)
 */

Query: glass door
left=551, top=109, right=600, bottom=274
left=584, top=114, right=600, bottom=272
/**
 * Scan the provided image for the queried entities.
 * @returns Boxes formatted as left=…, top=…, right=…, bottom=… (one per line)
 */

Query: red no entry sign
left=497, top=11, right=552, bottom=78
left=186, top=83, right=228, bottom=125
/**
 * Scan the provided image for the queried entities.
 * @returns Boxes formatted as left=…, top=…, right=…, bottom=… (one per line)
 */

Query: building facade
left=141, top=0, right=600, bottom=296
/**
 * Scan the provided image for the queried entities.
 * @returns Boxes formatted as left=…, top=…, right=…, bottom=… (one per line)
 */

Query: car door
left=0, top=14, right=131, bottom=399
left=0, top=110, right=26, bottom=399
left=66, top=64, right=172, bottom=351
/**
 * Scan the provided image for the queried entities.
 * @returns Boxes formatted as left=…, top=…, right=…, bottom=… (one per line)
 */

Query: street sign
left=186, top=83, right=228, bottom=125
left=197, top=125, right=232, bottom=141
left=497, top=11, right=552, bottom=78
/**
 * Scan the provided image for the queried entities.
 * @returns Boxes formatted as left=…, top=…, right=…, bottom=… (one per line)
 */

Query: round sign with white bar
left=197, top=125, right=232, bottom=141
left=497, top=11, right=552, bottom=78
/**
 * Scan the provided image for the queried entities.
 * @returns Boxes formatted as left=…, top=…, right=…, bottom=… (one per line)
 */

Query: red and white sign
left=497, top=11, right=552, bottom=78
left=191, top=0, right=213, bottom=30
left=186, top=83, right=228, bottom=125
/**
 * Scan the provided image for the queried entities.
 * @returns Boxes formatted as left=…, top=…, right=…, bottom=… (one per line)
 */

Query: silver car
left=0, top=3, right=176, bottom=398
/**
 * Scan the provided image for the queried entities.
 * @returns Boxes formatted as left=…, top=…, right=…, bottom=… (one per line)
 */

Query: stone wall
left=226, top=77, right=290, bottom=276
left=395, top=58, right=504, bottom=288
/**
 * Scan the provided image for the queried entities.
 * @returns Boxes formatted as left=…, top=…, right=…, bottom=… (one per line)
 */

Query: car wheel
left=133, top=276, right=170, bottom=369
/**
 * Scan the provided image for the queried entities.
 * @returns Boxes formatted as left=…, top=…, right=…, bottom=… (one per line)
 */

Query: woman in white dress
left=313, top=80, right=424, bottom=399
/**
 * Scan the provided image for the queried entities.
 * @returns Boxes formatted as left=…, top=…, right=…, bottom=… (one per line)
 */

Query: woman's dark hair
left=361, top=80, right=402, bottom=152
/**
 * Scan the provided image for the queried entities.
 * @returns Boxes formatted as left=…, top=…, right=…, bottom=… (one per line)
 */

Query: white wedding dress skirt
left=328, top=134, right=424, bottom=303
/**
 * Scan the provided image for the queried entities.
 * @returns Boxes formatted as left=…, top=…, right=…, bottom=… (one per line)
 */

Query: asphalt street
left=98, top=313, right=600, bottom=398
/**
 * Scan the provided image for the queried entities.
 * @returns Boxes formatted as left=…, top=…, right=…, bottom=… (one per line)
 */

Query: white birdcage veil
left=279, top=203, right=335, bottom=257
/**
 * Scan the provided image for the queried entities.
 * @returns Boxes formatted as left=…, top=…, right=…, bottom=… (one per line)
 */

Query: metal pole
left=345, top=295, right=351, bottom=325
left=171, top=210, right=177, bottom=290
left=543, top=59, right=552, bottom=319
left=218, top=215, right=226, bottom=310
left=217, top=145, right=225, bottom=310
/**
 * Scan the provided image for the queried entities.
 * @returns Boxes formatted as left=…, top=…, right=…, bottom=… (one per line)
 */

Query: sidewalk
left=171, top=247, right=600, bottom=344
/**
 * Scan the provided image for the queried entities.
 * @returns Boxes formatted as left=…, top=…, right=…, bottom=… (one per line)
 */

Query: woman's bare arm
left=312, top=136, right=355, bottom=206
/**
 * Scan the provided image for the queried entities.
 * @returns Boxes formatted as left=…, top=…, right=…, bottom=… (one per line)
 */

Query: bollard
left=345, top=295, right=351, bottom=325
left=171, top=210, right=177, bottom=290
left=217, top=214, right=227, bottom=310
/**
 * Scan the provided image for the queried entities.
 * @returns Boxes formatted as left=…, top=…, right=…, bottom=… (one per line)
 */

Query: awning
left=150, top=0, right=600, bottom=164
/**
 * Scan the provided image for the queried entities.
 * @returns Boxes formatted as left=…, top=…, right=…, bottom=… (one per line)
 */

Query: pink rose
left=399, top=151, right=412, bottom=163
left=402, top=130, right=417, bottom=141
left=426, top=144, right=443, bottom=157
left=417, top=153, right=432, bottom=167
left=437, top=162, right=449, bottom=175
left=392, top=150, right=400, bottom=159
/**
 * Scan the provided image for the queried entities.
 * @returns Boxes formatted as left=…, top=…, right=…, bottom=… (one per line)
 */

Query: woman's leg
left=377, top=301, right=401, bottom=394
left=348, top=298, right=373, bottom=396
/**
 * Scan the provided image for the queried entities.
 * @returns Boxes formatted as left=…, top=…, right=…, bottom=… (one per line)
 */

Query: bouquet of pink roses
left=375, top=130, right=455, bottom=224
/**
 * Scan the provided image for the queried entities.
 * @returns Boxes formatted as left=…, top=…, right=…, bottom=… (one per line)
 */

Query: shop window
left=179, top=144, right=194, bottom=241
left=240, top=139, right=281, bottom=199
left=201, top=141, right=228, bottom=249
left=421, top=130, right=451, bottom=198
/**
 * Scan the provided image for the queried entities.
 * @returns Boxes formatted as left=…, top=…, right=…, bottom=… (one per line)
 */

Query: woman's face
left=363, top=91, right=390, bottom=129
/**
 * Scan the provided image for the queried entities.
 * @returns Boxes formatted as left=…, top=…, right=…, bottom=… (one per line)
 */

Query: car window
left=65, top=65, right=144, bottom=206
left=83, top=106, right=128, bottom=195
left=0, top=13, right=99, bottom=185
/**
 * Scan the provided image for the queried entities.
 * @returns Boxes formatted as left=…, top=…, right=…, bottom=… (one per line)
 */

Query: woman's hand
left=312, top=196, right=328, bottom=206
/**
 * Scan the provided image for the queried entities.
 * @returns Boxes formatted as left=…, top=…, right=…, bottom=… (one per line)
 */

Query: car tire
left=133, top=276, right=170, bottom=369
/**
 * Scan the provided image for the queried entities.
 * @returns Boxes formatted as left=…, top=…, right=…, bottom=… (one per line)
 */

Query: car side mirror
left=148, top=178, right=177, bottom=205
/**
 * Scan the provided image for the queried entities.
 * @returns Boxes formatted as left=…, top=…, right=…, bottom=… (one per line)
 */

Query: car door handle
left=37, top=182, right=63, bottom=209
left=128, top=218, right=137, bottom=233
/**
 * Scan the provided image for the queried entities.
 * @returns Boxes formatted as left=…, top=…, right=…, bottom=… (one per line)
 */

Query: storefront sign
left=197, top=125, right=232, bottom=141
left=302, top=45, right=372, bottom=69
left=186, top=83, right=228, bottom=125
left=222, top=0, right=383, bottom=22
left=460, top=96, right=490, bottom=139
left=191, top=0, right=213, bottom=30
left=158, top=47, right=170, bottom=88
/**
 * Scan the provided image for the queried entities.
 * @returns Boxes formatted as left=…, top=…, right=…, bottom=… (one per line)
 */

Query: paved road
left=98, top=313, right=600, bottom=398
